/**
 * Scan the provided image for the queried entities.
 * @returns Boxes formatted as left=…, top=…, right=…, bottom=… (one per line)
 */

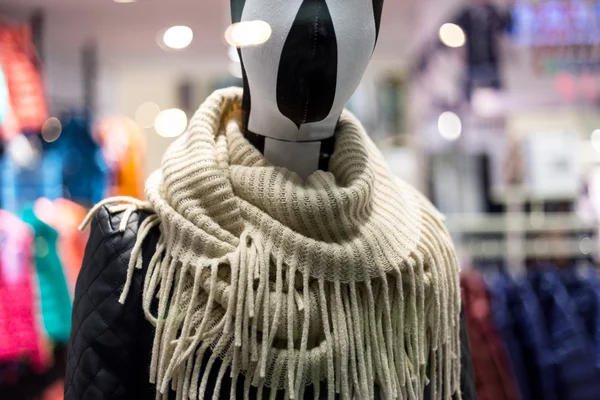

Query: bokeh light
left=438, top=111, right=462, bottom=141
left=439, top=23, right=466, bottom=48
left=225, top=21, right=272, bottom=48
left=41, top=117, right=62, bottom=143
left=580, top=236, right=594, bottom=255
left=162, top=26, right=194, bottom=50
left=135, top=102, right=161, bottom=129
left=154, top=108, right=188, bottom=138
left=7, top=134, right=38, bottom=168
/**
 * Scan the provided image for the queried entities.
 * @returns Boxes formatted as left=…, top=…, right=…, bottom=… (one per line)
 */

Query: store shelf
left=446, top=213, right=596, bottom=234
left=459, top=237, right=594, bottom=259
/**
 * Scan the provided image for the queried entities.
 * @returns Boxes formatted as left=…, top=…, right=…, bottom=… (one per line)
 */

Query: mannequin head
left=231, top=0, right=384, bottom=142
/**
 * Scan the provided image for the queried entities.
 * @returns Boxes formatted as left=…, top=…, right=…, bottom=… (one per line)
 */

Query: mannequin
left=65, top=1, right=475, bottom=399
left=232, top=0, right=383, bottom=177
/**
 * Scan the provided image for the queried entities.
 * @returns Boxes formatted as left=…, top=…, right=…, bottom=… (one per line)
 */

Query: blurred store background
left=0, top=0, right=599, bottom=399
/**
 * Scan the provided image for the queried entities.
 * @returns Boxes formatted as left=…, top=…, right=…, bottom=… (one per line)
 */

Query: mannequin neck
left=244, top=131, right=336, bottom=179
left=241, top=92, right=338, bottom=178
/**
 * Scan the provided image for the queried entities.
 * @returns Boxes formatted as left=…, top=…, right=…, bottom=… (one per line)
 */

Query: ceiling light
left=439, top=23, right=466, bottom=48
left=162, top=26, right=194, bottom=50
left=113, top=0, right=137, bottom=3
left=225, top=20, right=272, bottom=47
left=438, top=111, right=462, bottom=141
left=135, top=101, right=160, bottom=129
left=154, top=108, right=188, bottom=138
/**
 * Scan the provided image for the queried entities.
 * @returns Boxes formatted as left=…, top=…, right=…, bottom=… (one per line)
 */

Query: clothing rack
left=446, top=213, right=595, bottom=234
left=445, top=183, right=594, bottom=265
left=455, top=237, right=594, bottom=259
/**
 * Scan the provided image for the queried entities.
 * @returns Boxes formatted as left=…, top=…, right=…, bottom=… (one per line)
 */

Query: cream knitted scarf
left=115, top=88, right=461, bottom=400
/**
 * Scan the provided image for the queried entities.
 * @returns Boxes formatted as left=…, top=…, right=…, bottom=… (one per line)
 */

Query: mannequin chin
left=231, top=0, right=384, bottom=143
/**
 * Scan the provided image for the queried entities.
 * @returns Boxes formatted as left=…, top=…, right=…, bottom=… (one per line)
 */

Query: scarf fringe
left=82, top=194, right=461, bottom=400
left=98, top=209, right=461, bottom=400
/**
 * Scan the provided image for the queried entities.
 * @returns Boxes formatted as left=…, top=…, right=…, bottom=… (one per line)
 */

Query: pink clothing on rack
left=0, top=210, right=50, bottom=372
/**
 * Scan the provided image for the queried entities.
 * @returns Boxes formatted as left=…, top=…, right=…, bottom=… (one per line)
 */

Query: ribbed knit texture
left=124, top=88, right=461, bottom=400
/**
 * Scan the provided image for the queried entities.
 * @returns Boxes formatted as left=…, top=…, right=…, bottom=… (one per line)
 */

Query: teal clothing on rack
left=21, top=206, right=72, bottom=344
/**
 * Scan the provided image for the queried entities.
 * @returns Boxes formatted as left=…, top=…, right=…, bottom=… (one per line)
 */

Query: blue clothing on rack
left=488, top=274, right=531, bottom=400
left=490, top=273, right=556, bottom=400
left=529, top=268, right=600, bottom=400
left=560, top=267, right=600, bottom=370
left=0, top=143, right=63, bottom=214
left=46, top=111, right=109, bottom=207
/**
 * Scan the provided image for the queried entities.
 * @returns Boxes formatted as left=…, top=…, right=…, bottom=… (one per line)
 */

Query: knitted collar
left=122, top=88, right=461, bottom=400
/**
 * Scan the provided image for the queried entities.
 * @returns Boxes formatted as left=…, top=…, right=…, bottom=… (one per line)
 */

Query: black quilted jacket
left=65, top=206, right=475, bottom=399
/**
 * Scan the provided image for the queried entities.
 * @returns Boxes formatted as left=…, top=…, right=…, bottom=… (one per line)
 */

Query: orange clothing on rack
left=96, top=117, right=146, bottom=199
left=0, top=24, right=48, bottom=137
left=34, top=198, right=88, bottom=292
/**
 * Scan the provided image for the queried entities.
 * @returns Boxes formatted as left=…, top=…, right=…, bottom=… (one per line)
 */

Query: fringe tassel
left=294, top=259, right=311, bottom=396
left=349, top=281, right=369, bottom=398
left=317, top=277, right=335, bottom=400
left=151, top=234, right=182, bottom=385
left=286, top=261, right=298, bottom=398
left=119, top=214, right=160, bottom=304
left=361, top=287, right=374, bottom=400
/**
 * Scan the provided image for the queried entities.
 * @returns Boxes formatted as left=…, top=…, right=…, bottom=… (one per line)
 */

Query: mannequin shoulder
left=78, top=206, right=159, bottom=294
left=84, top=206, right=155, bottom=261
left=67, top=206, right=159, bottom=399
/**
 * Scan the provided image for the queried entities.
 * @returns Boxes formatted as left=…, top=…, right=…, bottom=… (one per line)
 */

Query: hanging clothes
left=0, top=24, right=48, bottom=137
left=529, top=267, right=600, bottom=400
left=21, top=206, right=72, bottom=344
left=560, top=267, right=600, bottom=370
left=454, top=3, right=512, bottom=99
left=461, top=271, right=521, bottom=400
left=0, top=210, right=49, bottom=372
left=488, top=272, right=557, bottom=400
left=34, top=198, right=88, bottom=291
left=46, top=111, right=109, bottom=207
left=0, top=137, right=63, bottom=214
left=95, top=117, right=145, bottom=199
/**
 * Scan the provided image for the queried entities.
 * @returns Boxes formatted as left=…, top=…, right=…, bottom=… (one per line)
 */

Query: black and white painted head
left=231, top=0, right=384, bottom=142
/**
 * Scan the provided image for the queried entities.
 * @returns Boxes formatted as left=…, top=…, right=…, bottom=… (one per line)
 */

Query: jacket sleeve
left=64, top=206, right=152, bottom=400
